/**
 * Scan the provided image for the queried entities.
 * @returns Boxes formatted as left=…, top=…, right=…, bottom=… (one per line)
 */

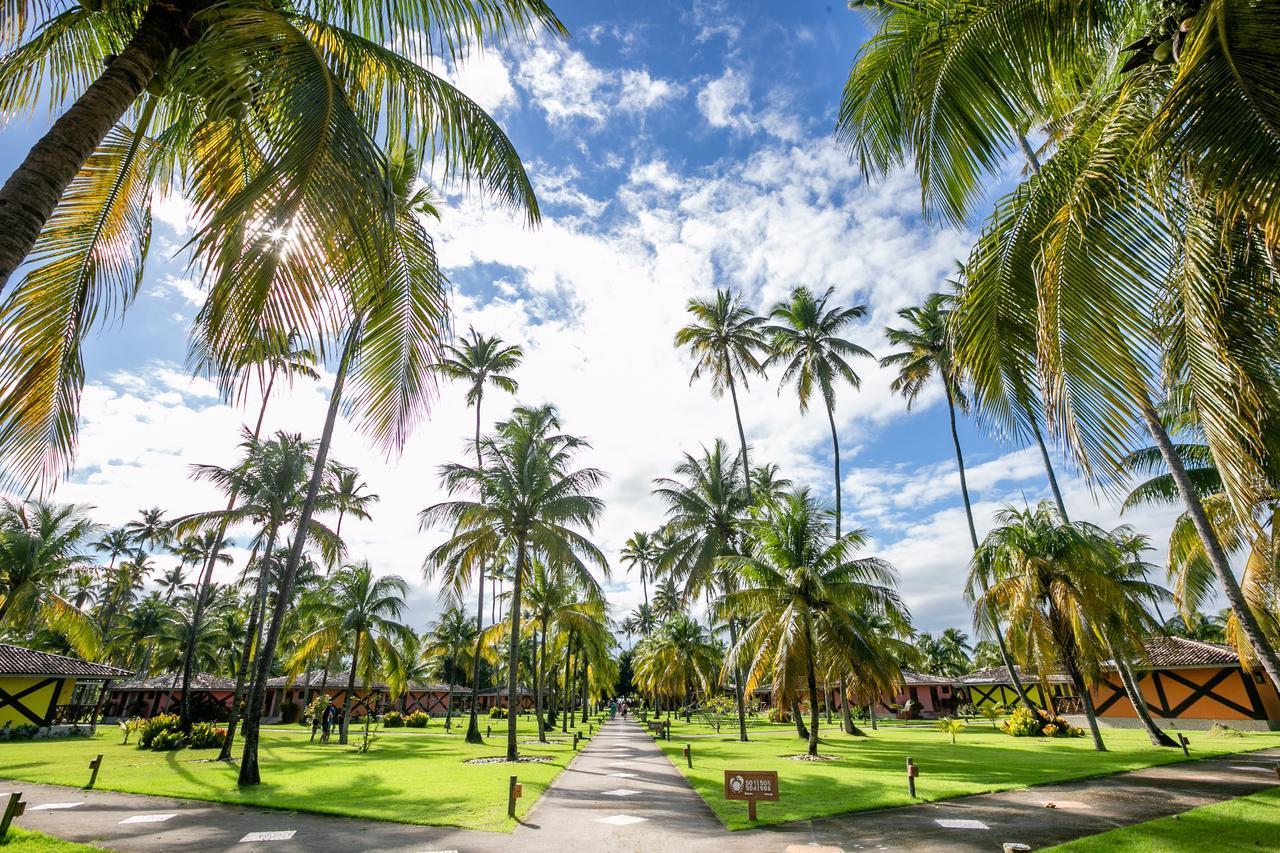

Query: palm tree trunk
left=181, top=368, right=278, bottom=732
left=339, top=632, right=361, bottom=745
left=535, top=619, right=548, bottom=742
left=1051, top=612, right=1105, bottom=752
left=443, top=652, right=455, bottom=729
left=0, top=1, right=201, bottom=290
left=219, top=535, right=270, bottom=761
left=465, top=401, right=486, bottom=745
left=839, top=676, right=854, bottom=734
left=238, top=318, right=360, bottom=786
left=562, top=637, right=572, bottom=734
left=946, top=381, right=1037, bottom=709
left=728, top=618, right=749, bottom=742
left=805, top=653, right=820, bottom=757
left=580, top=653, right=589, bottom=724
left=506, top=535, right=527, bottom=761
left=1110, top=644, right=1177, bottom=747
left=726, top=374, right=754, bottom=505
left=1138, top=397, right=1280, bottom=693
left=791, top=700, right=808, bottom=740
left=826, top=401, right=842, bottom=538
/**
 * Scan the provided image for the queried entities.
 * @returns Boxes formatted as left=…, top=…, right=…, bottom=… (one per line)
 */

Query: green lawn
left=1047, top=786, right=1280, bottom=851
left=0, top=827, right=111, bottom=851
left=0, top=717, right=591, bottom=832
left=650, top=720, right=1280, bottom=830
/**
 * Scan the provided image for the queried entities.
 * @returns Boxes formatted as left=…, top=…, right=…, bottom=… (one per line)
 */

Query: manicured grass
left=1, top=826, right=111, bottom=851
left=1047, top=786, right=1280, bottom=851
left=650, top=720, right=1280, bottom=829
left=0, top=717, right=592, bottom=832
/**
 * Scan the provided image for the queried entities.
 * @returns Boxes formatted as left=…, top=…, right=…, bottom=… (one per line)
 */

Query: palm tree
left=0, top=498, right=101, bottom=657
left=750, top=464, right=793, bottom=509
left=116, top=592, right=175, bottom=675
left=324, top=463, right=380, bottom=543
left=719, top=489, right=907, bottom=757
left=0, top=0, right=563, bottom=492
left=765, top=285, right=872, bottom=538
left=291, top=562, right=414, bottom=744
left=620, top=531, right=658, bottom=614
left=674, top=288, right=768, bottom=504
left=633, top=614, right=722, bottom=716
left=651, top=579, right=683, bottom=622
left=430, top=327, right=523, bottom=744
left=844, top=0, right=1280, bottom=694
left=421, top=605, right=478, bottom=730
left=968, top=502, right=1164, bottom=752
left=239, top=148, right=452, bottom=786
left=652, top=439, right=752, bottom=741
left=882, top=293, right=1036, bottom=709
left=125, top=507, right=171, bottom=554
left=155, top=566, right=188, bottom=603
left=914, top=631, right=970, bottom=678
left=520, top=559, right=605, bottom=741
left=422, top=404, right=607, bottom=761
left=178, top=329, right=318, bottom=731
left=628, top=604, right=658, bottom=640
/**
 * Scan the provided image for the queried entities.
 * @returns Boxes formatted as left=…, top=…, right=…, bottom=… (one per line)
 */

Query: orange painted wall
left=1091, top=666, right=1280, bottom=721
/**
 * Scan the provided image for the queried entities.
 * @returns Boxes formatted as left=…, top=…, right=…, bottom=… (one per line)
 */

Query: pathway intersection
left=5, top=720, right=1278, bottom=851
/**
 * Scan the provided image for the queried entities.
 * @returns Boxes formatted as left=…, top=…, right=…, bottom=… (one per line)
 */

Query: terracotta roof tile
left=0, top=643, right=130, bottom=678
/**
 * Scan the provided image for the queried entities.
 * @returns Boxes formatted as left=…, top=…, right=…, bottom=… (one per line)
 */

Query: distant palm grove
left=1, top=0, right=1279, bottom=792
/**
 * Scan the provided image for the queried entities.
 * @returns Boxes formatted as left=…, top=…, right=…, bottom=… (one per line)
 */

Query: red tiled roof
left=0, top=643, right=130, bottom=678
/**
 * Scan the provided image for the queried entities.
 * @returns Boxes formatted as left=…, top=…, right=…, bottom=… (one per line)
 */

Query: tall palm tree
left=324, top=463, right=380, bottom=543
left=844, top=0, right=1280, bottom=694
left=719, top=489, right=907, bottom=757
left=430, top=327, right=523, bottom=744
left=651, top=579, right=683, bottom=622
left=0, top=498, right=101, bottom=657
left=968, top=502, right=1165, bottom=752
left=291, top=562, right=414, bottom=744
left=178, top=329, right=318, bottom=731
left=421, top=605, right=478, bottom=730
left=239, top=149, right=452, bottom=786
left=652, top=439, right=751, bottom=741
left=674, top=288, right=768, bottom=504
left=0, top=0, right=563, bottom=492
left=629, top=603, right=658, bottom=638
left=422, top=404, right=607, bottom=761
left=155, top=565, right=188, bottom=603
left=520, top=559, right=605, bottom=741
left=765, top=285, right=872, bottom=538
left=620, top=531, right=658, bottom=615
left=125, top=507, right=171, bottom=554
left=882, top=293, right=1036, bottom=708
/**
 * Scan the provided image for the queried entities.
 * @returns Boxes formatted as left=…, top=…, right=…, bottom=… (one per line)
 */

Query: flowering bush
left=150, top=730, right=185, bottom=751
left=188, top=722, right=226, bottom=749
left=1001, top=706, right=1084, bottom=738
left=405, top=711, right=430, bottom=728
left=136, top=713, right=181, bottom=749
left=489, top=707, right=508, bottom=719
left=382, top=711, right=404, bottom=728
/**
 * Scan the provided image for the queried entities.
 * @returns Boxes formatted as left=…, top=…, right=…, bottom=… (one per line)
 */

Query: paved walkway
left=5, top=720, right=1278, bottom=851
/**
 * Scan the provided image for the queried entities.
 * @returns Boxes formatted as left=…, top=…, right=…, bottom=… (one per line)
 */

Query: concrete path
left=5, top=720, right=1278, bottom=851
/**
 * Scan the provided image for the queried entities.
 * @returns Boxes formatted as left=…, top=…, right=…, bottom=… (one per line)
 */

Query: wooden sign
left=724, top=770, right=779, bottom=802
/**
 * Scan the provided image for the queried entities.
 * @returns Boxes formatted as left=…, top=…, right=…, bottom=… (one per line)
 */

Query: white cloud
left=697, top=67, right=752, bottom=131
left=514, top=45, right=682, bottom=127
left=440, top=49, right=517, bottom=114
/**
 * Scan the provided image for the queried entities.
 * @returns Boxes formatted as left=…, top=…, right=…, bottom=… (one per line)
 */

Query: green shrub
left=382, top=711, right=404, bottom=728
left=150, top=730, right=185, bottom=751
left=767, top=706, right=791, bottom=724
left=405, top=711, right=430, bottom=728
left=188, top=722, right=226, bottom=749
left=489, top=707, right=508, bottom=719
left=1000, top=706, right=1083, bottom=738
left=137, top=713, right=181, bottom=749
left=936, top=716, right=966, bottom=743
left=119, top=717, right=145, bottom=744
left=1210, top=722, right=1245, bottom=737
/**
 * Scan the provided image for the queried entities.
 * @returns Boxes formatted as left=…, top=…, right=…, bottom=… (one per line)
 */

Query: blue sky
left=0, top=0, right=1181, bottom=634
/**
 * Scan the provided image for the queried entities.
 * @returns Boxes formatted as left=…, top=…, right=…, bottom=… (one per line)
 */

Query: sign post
left=906, top=757, right=919, bottom=798
left=1179, top=734, right=1190, bottom=757
left=508, top=775, right=521, bottom=818
left=723, top=770, right=778, bottom=822
left=87, top=753, right=103, bottom=789
left=0, top=792, right=26, bottom=842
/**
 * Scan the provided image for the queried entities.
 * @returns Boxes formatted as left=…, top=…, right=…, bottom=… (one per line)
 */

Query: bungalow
left=877, top=671, right=962, bottom=718
left=476, top=686, right=535, bottom=711
left=261, top=670, right=456, bottom=721
left=956, top=666, right=1079, bottom=713
left=1092, top=636, right=1280, bottom=731
left=0, top=643, right=129, bottom=730
left=102, top=672, right=236, bottom=721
